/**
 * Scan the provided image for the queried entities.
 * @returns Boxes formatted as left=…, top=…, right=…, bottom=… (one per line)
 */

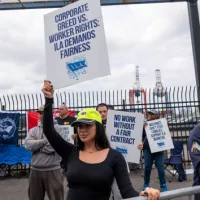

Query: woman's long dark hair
left=76, top=122, right=110, bottom=150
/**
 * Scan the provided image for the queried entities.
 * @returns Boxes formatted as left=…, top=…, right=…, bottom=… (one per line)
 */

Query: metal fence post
left=122, top=99, right=126, bottom=111
left=187, top=0, right=200, bottom=94
left=1, top=105, right=5, bottom=110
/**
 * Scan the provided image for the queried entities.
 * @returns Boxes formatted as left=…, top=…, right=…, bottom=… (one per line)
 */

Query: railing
left=131, top=186, right=200, bottom=200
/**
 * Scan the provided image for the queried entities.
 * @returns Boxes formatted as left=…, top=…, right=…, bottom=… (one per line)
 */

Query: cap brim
left=71, top=119, right=96, bottom=127
left=147, top=111, right=157, bottom=115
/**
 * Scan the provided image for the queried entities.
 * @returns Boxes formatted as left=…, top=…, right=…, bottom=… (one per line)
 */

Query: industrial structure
left=129, top=67, right=173, bottom=115
left=153, top=69, right=165, bottom=98
left=153, top=69, right=171, bottom=108
left=129, top=66, right=147, bottom=111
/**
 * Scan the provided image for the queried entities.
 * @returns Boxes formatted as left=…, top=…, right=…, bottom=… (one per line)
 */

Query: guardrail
left=129, top=186, right=200, bottom=200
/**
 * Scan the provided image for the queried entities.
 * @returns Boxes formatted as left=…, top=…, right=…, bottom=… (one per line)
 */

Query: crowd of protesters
left=24, top=79, right=200, bottom=200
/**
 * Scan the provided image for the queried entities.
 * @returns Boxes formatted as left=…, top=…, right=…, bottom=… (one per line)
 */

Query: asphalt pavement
left=0, top=168, right=194, bottom=200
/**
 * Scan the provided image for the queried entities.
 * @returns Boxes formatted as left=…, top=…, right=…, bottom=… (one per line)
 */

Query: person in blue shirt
left=188, top=123, right=200, bottom=200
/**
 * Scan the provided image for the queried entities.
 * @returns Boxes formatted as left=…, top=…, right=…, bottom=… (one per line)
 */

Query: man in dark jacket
left=55, top=104, right=76, bottom=126
left=96, top=103, right=108, bottom=129
left=188, top=123, right=200, bottom=200
left=141, top=110, right=168, bottom=192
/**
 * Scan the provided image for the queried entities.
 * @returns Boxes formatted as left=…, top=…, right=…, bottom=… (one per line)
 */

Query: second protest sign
left=106, top=110, right=144, bottom=164
left=145, top=118, right=174, bottom=153
left=60, top=125, right=74, bottom=144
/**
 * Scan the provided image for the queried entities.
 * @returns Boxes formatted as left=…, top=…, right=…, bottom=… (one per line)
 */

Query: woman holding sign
left=41, top=80, right=160, bottom=200
left=141, top=110, right=168, bottom=192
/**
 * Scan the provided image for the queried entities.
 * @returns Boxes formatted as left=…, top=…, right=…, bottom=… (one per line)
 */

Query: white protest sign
left=60, top=125, right=74, bottom=144
left=145, top=118, right=174, bottom=153
left=106, top=110, right=144, bottom=164
left=44, top=0, right=110, bottom=89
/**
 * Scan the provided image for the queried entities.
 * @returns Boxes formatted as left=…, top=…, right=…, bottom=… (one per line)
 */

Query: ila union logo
left=157, top=142, right=165, bottom=147
left=116, top=146, right=128, bottom=156
left=66, top=56, right=88, bottom=80
left=0, top=117, right=16, bottom=140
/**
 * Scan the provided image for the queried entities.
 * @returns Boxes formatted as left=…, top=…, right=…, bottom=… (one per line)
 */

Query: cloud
left=0, top=2, right=198, bottom=96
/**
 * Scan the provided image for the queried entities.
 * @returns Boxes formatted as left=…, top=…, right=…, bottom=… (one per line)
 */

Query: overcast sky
left=0, top=1, right=198, bottom=95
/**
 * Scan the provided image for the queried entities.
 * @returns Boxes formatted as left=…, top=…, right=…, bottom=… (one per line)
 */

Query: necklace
left=83, top=147, right=100, bottom=153
left=83, top=149, right=99, bottom=153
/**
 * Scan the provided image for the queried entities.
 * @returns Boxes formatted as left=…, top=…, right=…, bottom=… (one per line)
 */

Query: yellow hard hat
left=71, top=108, right=102, bottom=126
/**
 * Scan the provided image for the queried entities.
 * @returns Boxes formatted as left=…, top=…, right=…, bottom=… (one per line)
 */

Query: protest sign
left=106, top=110, right=144, bottom=163
left=44, top=0, right=110, bottom=89
left=145, top=118, right=174, bottom=153
left=60, top=125, right=74, bottom=144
